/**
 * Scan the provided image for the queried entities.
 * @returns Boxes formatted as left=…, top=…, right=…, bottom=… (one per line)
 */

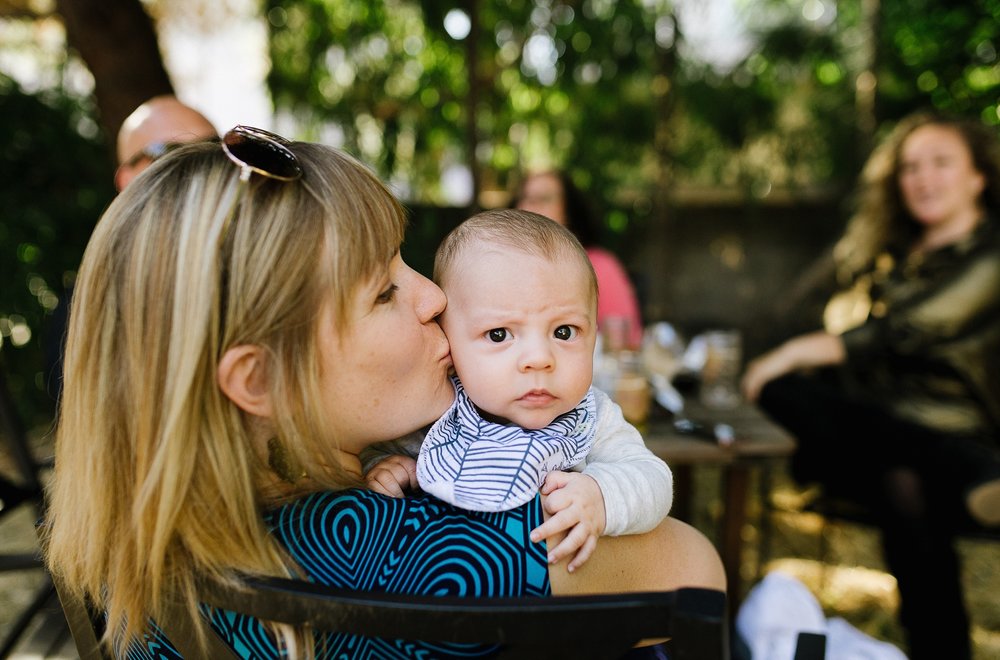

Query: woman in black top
left=743, top=111, right=1000, bottom=660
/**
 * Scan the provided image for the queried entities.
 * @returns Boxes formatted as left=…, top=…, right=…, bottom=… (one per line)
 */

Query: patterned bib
left=417, top=377, right=598, bottom=512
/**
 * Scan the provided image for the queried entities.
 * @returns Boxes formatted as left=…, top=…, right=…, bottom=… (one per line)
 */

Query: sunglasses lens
left=223, top=127, right=303, bottom=181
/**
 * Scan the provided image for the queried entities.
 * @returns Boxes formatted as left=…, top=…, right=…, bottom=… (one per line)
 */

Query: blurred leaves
left=0, top=74, right=115, bottom=428
left=265, top=0, right=667, bottom=242
left=264, top=0, right=1000, bottom=217
left=3, top=0, right=998, bottom=429
left=878, top=0, right=1000, bottom=124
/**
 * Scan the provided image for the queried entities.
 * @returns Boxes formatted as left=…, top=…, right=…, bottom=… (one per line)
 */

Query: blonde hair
left=834, top=111, right=1000, bottom=282
left=434, top=208, right=597, bottom=305
left=44, top=139, right=406, bottom=655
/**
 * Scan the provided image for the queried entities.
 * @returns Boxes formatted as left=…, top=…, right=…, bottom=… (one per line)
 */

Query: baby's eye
left=487, top=328, right=509, bottom=343
left=376, top=284, right=398, bottom=304
left=554, top=325, right=577, bottom=340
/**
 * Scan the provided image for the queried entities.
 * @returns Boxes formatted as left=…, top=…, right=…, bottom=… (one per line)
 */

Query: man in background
left=114, top=95, right=217, bottom=190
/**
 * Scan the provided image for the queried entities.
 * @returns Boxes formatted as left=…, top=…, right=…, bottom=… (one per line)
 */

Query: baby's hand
left=366, top=455, right=418, bottom=497
left=529, top=472, right=606, bottom=572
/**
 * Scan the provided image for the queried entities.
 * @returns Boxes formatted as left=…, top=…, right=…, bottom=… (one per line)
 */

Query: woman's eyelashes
left=375, top=283, right=398, bottom=304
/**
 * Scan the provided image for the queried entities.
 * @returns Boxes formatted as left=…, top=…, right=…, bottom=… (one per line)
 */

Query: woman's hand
left=741, top=331, right=847, bottom=402
left=530, top=472, right=606, bottom=573
left=366, top=455, right=419, bottom=497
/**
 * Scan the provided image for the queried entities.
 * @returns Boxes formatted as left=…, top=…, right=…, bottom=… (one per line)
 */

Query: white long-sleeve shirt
left=575, top=388, right=673, bottom=535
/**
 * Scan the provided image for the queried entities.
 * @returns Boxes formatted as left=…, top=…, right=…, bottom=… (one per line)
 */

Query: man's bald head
left=115, top=95, right=217, bottom=190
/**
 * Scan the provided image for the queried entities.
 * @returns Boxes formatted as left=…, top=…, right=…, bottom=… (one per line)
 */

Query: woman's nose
left=910, top=163, right=931, bottom=182
left=416, top=272, right=447, bottom=323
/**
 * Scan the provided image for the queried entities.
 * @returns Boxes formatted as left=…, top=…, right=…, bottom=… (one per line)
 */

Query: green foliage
left=259, top=0, right=998, bottom=247
left=0, top=76, right=116, bottom=428
left=878, top=0, right=1000, bottom=124
left=265, top=0, right=668, bottom=249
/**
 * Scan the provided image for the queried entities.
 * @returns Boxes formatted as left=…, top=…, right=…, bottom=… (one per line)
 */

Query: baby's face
left=439, top=244, right=596, bottom=429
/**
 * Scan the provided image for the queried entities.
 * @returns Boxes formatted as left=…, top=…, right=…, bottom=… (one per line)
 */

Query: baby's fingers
left=529, top=511, right=574, bottom=544
left=545, top=523, right=589, bottom=567
left=366, top=458, right=418, bottom=498
left=367, top=470, right=407, bottom=497
left=566, top=535, right=598, bottom=573
left=540, top=471, right=570, bottom=495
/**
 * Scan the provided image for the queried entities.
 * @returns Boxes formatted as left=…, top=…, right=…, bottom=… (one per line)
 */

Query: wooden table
left=640, top=401, right=796, bottom=612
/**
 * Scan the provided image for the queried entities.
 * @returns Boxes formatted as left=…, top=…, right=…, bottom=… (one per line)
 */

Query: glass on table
left=614, top=351, right=651, bottom=430
left=699, top=329, right=743, bottom=409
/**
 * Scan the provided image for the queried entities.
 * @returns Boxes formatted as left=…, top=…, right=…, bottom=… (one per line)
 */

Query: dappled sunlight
left=764, top=558, right=899, bottom=613
left=739, top=466, right=1000, bottom=658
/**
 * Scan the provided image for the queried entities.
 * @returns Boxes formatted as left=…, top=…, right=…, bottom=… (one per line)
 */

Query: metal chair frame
left=55, top=574, right=730, bottom=660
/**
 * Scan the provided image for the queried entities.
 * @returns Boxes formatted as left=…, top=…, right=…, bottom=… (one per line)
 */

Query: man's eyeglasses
left=120, top=141, right=185, bottom=170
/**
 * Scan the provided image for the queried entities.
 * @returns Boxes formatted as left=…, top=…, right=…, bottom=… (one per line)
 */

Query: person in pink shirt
left=514, top=170, right=644, bottom=349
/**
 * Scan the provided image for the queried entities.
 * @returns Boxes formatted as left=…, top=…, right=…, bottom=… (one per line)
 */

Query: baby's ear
left=217, top=344, right=273, bottom=417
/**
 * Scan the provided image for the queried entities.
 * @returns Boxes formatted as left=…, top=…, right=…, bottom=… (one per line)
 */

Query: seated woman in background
left=742, top=111, right=1000, bottom=660
left=43, top=128, right=724, bottom=658
left=514, top=170, right=644, bottom=350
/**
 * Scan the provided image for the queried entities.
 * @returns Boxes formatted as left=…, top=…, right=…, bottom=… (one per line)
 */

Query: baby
left=366, top=209, right=672, bottom=570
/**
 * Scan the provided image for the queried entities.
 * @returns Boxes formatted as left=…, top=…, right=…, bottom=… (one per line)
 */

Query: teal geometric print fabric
left=124, top=489, right=551, bottom=659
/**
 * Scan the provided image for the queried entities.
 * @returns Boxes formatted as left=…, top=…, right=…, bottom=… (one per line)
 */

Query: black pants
left=759, top=370, right=1000, bottom=660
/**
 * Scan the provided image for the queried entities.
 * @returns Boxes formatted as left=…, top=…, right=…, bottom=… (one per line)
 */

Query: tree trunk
left=854, top=0, right=881, bottom=165
left=55, top=0, right=173, bottom=147
left=464, top=0, right=481, bottom=211
left=653, top=12, right=679, bottom=229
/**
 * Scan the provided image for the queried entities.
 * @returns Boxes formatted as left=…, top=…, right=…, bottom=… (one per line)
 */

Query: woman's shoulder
left=264, top=489, right=550, bottom=596
left=585, top=246, right=624, bottom=268
left=585, top=247, right=634, bottom=287
left=979, top=216, right=1000, bottom=250
left=266, top=488, right=410, bottom=528
left=266, top=488, right=547, bottom=551
left=946, top=217, right=1000, bottom=267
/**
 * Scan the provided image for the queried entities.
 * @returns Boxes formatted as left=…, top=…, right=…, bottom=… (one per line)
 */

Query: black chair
left=0, top=365, right=58, bottom=657
left=55, top=573, right=729, bottom=660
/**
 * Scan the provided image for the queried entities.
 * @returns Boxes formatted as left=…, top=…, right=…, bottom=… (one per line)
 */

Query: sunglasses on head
left=216, top=125, right=303, bottom=251
left=222, top=125, right=303, bottom=182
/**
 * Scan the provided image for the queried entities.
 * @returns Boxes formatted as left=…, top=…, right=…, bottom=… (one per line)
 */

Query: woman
left=742, top=112, right=1000, bottom=660
left=44, top=128, right=723, bottom=658
left=515, top=171, right=644, bottom=350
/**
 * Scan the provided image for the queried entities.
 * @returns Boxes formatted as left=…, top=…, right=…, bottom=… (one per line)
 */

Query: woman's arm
left=546, top=515, right=725, bottom=595
left=741, top=331, right=846, bottom=402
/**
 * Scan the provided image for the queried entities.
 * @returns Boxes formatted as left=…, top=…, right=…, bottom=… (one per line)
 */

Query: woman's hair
left=434, top=208, right=598, bottom=305
left=43, top=139, right=406, bottom=654
left=834, top=111, right=1000, bottom=280
left=514, top=170, right=602, bottom=247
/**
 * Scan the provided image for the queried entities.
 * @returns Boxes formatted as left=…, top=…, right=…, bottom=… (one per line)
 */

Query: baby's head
left=434, top=209, right=598, bottom=429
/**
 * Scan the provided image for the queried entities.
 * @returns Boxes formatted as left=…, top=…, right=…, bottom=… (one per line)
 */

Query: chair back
left=55, top=573, right=729, bottom=659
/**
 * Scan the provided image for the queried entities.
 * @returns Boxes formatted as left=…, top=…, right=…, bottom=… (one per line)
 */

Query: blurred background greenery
left=2, top=0, right=1000, bottom=430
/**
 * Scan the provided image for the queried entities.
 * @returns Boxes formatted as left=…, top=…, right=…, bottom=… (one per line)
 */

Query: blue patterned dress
left=125, top=489, right=551, bottom=659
